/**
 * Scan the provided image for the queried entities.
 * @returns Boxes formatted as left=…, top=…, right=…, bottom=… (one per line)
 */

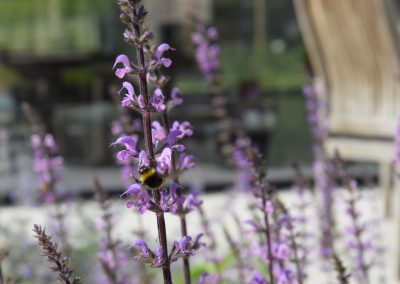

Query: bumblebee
left=138, top=166, right=165, bottom=190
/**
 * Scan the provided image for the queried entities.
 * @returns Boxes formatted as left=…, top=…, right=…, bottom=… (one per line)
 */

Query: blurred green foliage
left=0, top=0, right=112, bottom=23
left=220, top=43, right=307, bottom=92
left=61, top=67, right=94, bottom=87
left=177, top=42, right=307, bottom=94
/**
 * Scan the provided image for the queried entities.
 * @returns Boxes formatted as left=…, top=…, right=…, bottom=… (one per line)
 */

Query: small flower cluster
left=23, top=103, right=67, bottom=204
left=191, top=25, right=220, bottom=82
left=191, top=20, right=238, bottom=167
left=134, top=234, right=203, bottom=268
left=30, top=133, right=65, bottom=203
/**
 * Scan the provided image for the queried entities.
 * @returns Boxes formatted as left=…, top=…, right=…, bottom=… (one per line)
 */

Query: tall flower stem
left=131, top=4, right=172, bottom=283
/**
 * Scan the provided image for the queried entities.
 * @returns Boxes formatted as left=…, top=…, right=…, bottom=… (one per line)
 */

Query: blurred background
left=1, top=0, right=400, bottom=283
left=0, top=0, right=316, bottom=199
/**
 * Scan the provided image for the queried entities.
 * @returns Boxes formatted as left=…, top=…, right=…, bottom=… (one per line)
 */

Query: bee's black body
left=139, top=166, right=165, bottom=190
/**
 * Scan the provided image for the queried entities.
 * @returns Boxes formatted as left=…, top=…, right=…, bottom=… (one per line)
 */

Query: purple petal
left=160, top=58, right=172, bottom=68
left=156, top=44, right=173, bottom=59
left=167, top=130, right=182, bottom=146
left=121, top=183, right=141, bottom=197
left=113, top=54, right=130, bottom=69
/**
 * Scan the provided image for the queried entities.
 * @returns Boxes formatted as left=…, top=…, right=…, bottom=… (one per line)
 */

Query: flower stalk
left=113, top=2, right=203, bottom=283
left=130, top=4, right=171, bottom=281
left=32, top=224, right=81, bottom=284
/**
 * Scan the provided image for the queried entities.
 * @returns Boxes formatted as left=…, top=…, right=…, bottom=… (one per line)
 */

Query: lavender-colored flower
left=171, top=87, right=183, bottom=105
left=207, top=27, right=219, bottom=40
left=134, top=240, right=152, bottom=259
left=155, top=43, right=174, bottom=68
left=179, top=153, right=196, bottom=170
left=151, top=88, right=166, bottom=112
left=138, top=150, right=150, bottom=167
left=120, top=81, right=137, bottom=108
left=178, top=236, right=195, bottom=256
left=152, top=121, right=167, bottom=146
left=112, top=135, right=139, bottom=162
left=156, top=147, right=172, bottom=174
left=171, top=121, right=194, bottom=139
left=184, top=192, right=203, bottom=211
left=160, top=183, right=185, bottom=213
left=170, top=234, right=204, bottom=263
left=121, top=184, right=153, bottom=214
left=113, top=54, right=134, bottom=78
left=248, top=272, right=269, bottom=284
left=191, top=27, right=220, bottom=82
left=303, top=82, right=335, bottom=264
left=154, top=246, right=164, bottom=267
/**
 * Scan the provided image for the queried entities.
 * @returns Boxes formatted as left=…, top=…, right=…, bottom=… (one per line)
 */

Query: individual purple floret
left=113, top=54, right=135, bottom=79
left=121, top=184, right=154, bottom=214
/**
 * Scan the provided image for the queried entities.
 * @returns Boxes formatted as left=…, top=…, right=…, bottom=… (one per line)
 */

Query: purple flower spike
left=113, top=54, right=133, bottom=78
left=151, top=88, right=166, bottom=112
left=120, top=81, right=136, bottom=107
left=156, top=43, right=175, bottom=68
